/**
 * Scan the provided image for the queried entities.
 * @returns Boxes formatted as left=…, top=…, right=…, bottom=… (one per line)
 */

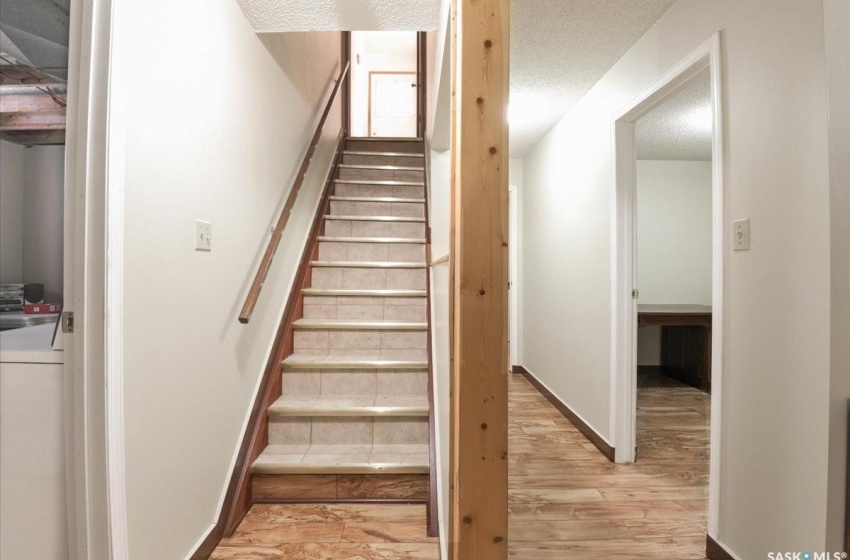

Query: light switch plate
left=733, top=218, right=750, bottom=251
left=195, top=220, right=212, bottom=251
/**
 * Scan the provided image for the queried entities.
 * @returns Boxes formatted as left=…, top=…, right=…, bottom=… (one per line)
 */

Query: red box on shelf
left=24, top=303, right=61, bottom=315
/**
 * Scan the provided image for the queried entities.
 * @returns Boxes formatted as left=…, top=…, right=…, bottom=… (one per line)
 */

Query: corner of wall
left=824, top=0, right=850, bottom=550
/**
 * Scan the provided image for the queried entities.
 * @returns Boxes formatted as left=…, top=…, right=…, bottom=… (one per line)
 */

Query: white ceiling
left=234, top=0, right=442, bottom=32
left=635, top=68, right=712, bottom=160
left=232, top=0, right=696, bottom=158
left=510, top=0, right=675, bottom=156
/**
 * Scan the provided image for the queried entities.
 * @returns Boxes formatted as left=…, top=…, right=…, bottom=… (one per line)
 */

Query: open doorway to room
left=349, top=31, right=420, bottom=138
left=612, top=35, right=724, bottom=537
left=509, top=185, right=519, bottom=366
left=0, top=1, right=70, bottom=557
left=633, top=66, right=713, bottom=468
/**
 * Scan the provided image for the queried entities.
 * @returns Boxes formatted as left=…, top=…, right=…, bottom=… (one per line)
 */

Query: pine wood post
left=449, top=0, right=510, bottom=557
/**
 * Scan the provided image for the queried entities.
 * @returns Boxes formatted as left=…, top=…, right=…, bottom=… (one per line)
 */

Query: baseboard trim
left=512, top=365, right=615, bottom=462
left=706, top=535, right=740, bottom=560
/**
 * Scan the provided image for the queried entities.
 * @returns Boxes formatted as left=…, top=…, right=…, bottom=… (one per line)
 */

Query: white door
left=369, top=72, right=417, bottom=137
left=509, top=187, right=519, bottom=365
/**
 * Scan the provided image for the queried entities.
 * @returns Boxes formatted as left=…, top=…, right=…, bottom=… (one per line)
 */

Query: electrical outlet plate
left=733, top=218, right=750, bottom=251
left=195, top=220, right=212, bottom=251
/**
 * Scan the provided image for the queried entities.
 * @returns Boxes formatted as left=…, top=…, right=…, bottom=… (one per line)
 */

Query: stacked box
left=0, top=284, right=25, bottom=312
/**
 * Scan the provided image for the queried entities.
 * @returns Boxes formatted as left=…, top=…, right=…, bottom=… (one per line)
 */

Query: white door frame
left=508, top=186, right=519, bottom=365
left=610, top=33, right=724, bottom=537
left=63, top=0, right=127, bottom=557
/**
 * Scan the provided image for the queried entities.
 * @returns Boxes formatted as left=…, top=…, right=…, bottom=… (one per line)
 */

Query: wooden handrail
left=239, top=61, right=350, bottom=324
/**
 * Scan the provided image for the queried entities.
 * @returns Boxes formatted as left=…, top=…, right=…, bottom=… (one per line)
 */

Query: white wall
left=825, top=0, right=850, bottom=551
left=636, top=160, right=711, bottom=366
left=428, top=149, right=450, bottom=560
left=426, top=0, right=451, bottom=150
left=350, top=31, right=418, bottom=137
left=636, top=160, right=711, bottom=305
left=425, top=8, right=452, bottom=556
left=0, top=140, right=25, bottom=285
left=520, top=1, right=832, bottom=556
left=109, top=1, right=342, bottom=557
left=23, top=146, right=65, bottom=303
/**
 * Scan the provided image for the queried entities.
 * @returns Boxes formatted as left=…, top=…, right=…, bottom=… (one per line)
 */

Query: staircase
left=250, top=137, right=432, bottom=500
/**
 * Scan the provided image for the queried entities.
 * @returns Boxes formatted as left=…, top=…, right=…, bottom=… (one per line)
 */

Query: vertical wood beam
left=449, top=0, right=509, bottom=557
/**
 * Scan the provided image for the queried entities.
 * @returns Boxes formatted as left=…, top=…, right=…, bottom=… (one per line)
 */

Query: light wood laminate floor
left=508, top=372, right=710, bottom=559
left=212, top=372, right=710, bottom=559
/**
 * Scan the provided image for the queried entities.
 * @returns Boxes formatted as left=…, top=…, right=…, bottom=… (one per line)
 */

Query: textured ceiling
left=0, top=0, right=69, bottom=79
left=510, top=0, right=675, bottom=156
left=234, top=0, right=442, bottom=32
left=636, top=68, right=712, bottom=160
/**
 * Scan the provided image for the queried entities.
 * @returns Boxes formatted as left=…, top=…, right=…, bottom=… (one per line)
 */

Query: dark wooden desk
left=638, top=304, right=712, bottom=392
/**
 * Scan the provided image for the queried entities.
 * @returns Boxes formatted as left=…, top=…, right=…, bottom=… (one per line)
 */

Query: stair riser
left=270, top=417, right=429, bottom=447
left=303, top=295, right=427, bottom=321
left=294, top=329, right=427, bottom=354
left=318, top=241, right=425, bottom=264
left=330, top=200, right=424, bottom=218
left=324, top=220, right=425, bottom=238
left=343, top=154, right=423, bottom=167
left=346, top=140, right=423, bottom=153
left=252, top=474, right=429, bottom=501
left=338, top=167, right=424, bottom=183
left=282, top=370, right=428, bottom=398
left=311, top=267, right=427, bottom=290
left=335, top=184, right=425, bottom=199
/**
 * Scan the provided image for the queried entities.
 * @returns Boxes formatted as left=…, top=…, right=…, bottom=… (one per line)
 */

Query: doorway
left=349, top=31, right=419, bottom=138
left=612, top=34, right=724, bottom=536
left=509, top=186, right=519, bottom=366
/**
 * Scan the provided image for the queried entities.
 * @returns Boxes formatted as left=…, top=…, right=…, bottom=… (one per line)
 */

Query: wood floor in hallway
left=507, top=372, right=710, bottom=559
left=211, top=372, right=710, bottom=559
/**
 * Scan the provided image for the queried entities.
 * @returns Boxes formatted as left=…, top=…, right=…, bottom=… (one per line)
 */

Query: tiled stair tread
left=282, top=353, right=428, bottom=370
left=334, top=179, right=425, bottom=187
left=252, top=443, right=429, bottom=475
left=329, top=196, right=426, bottom=204
left=317, top=236, right=426, bottom=245
left=337, top=164, right=424, bottom=172
left=324, top=214, right=425, bottom=223
left=343, top=150, right=425, bottom=158
left=293, top=318, right=427, bottom=331
left=310, top=260, right=426, bottom=269
left=268, top=395, right=429, bottom=417
left=302, top=288, right=427, bottom=297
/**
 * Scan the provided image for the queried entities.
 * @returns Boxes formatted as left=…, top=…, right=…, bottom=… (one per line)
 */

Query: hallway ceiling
left=234, top=0, right=442, bottom=32
left=636, top=68, right=712, bottom=161
left=510, top=0, right=675, bottom=156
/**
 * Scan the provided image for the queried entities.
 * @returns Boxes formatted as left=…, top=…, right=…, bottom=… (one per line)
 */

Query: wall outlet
left=195, top=220, right=212, bottom=251
left=733, top=218, right=750, bottom=251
